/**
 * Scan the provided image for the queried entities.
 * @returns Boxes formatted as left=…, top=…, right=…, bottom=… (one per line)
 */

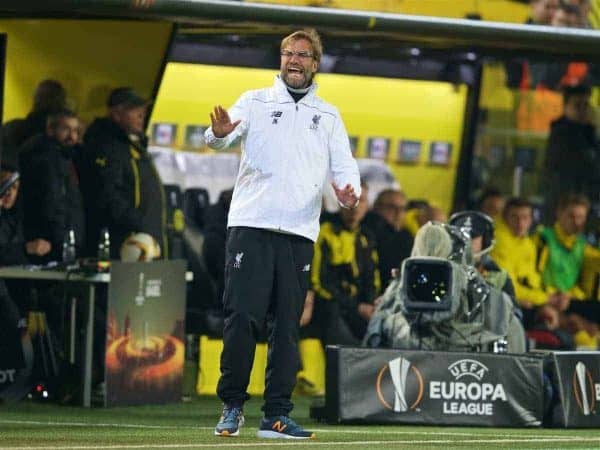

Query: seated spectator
left=567, top=0, right=592, bottom=27
left=536, top=194, right=600, bottom=346
left=542, top=84, right=599, bottom=225
left=491, top=198, right=564, bottom=330
left=308, top=185, right=381, bottom=346
left=403, top=199, right=446, bottom=237
left=80, top=87, right=166, bottom=258
left=529, top=0, right=559, bottom=25
left=202, top=188, right=233, bottom=304
left=362, top=189, right=413, bottom=288
left=0, top=164, right=51, bottom=314
left=478, top=187, right=506, bottom=220
left=189, top=188, right=233, bottom=335
left=0, top=164, right=51, bottom=266
left=18, top=110, right=85, bottom=263
left=2, top=80, right=68, bottom=161
left=552, top=1, right=581, bottom=26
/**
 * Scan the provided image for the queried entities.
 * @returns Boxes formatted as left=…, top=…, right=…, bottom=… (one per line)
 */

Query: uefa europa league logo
left=389, top=357, right=411, bottom=412
left=376, top=356, right=424, bottom=412
left=575, top=362, right=592, bottom=416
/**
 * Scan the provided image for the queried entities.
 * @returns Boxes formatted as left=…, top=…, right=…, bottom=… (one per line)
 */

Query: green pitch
left=1, top=395, right=599, bottom=450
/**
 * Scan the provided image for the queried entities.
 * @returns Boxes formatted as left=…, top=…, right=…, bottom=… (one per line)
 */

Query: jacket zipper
left=278, top=102, right=299, bottom=230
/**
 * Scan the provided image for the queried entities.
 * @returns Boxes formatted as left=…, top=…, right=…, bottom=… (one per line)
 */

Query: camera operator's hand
left=358, top=302, right=375, bottom=321
left=548, top=292, right=571, bottom=312
left=26, top=239, right=51, bottom=256
left=373, top=295, right=383, bottom=307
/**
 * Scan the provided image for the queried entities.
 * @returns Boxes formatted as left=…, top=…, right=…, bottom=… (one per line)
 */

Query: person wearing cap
left=18, top=109, right=85, bottom=263
left=80, top=87, right=166, bottom=258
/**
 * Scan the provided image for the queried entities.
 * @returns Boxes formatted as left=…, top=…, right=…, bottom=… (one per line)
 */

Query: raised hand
left=210, top=105, right=241, bottom=138
left=332, top=182, right=359, bottom=209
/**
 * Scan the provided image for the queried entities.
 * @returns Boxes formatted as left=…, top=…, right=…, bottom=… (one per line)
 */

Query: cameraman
left=364, top=222, right=525, bottom=353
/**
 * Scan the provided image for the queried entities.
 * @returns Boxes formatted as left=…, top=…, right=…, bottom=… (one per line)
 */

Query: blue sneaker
left=256, top=415, right=315, bottom=439
left=214, top=405, right=244, bottom=437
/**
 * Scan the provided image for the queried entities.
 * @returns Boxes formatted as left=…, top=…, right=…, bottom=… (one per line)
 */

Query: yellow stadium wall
left=150, top=63, right=467, bottom=212
left=251, top=0, right=530, bottom=23
left=0, top=19, right=173, bottom=124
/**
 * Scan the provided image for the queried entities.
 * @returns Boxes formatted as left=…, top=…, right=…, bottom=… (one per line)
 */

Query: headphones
left=448, top=211, right=495, bottom=258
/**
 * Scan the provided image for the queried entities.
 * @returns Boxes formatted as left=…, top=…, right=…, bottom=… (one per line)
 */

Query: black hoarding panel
left=327, top=347, right=544, bottom=427
left=550, top=352, right=600, bottom=428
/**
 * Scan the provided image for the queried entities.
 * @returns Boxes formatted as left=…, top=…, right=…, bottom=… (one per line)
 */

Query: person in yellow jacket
left=308, top=185, right=381, bottom=346
left=536, top=194, right=600, bottom=347
left=491, top=197, right=566, bottom=330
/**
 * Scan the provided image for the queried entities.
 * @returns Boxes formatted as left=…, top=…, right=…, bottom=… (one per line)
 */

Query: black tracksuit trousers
left=216, top=227, right=313, bottom=416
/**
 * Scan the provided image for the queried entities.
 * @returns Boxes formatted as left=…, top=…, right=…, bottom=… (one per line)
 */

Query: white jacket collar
left=273, top=75, right=318, bottom=104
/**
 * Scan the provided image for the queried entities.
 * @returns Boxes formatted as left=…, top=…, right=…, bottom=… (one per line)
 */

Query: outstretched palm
left=332, top=182, right=359, bottom=209
left=210, top=105, right=241, bottom=138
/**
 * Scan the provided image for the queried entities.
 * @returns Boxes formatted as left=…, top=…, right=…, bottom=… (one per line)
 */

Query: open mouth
left=287, top=66, right=304, bottom=75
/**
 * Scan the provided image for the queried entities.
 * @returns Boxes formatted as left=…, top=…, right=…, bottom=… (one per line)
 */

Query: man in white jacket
left=206, top=29, right=361, bottom=440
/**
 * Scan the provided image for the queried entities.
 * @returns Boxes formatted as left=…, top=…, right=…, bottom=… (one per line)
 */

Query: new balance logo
left=233, top=252, right=244, bottom=269
left=302, top=264, right=311, bottom=272
left=272, top=420, right=287, bottom=433
left=271, top=110, right=283, bottom=124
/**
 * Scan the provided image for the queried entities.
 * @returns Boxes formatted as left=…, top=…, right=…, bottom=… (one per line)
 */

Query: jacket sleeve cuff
left=204, top=128, right=228, bottom=149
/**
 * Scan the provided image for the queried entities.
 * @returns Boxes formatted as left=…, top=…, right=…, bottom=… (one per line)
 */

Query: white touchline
left=0, top=419, right=593, bottom=441
left=2, top=437, right=600, bottom=450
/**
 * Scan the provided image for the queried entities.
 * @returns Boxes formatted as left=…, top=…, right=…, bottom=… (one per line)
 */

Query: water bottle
left=62, top=228, right=77, bottom=264
left=97, top=227, right=111, bottom=261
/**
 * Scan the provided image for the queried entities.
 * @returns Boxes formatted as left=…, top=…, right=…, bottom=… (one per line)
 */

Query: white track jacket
left=205, top=76, right=361, bottom=242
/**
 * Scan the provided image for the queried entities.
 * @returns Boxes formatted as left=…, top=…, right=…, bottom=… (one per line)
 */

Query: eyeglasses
left=280, top=50, right=314, bottom=59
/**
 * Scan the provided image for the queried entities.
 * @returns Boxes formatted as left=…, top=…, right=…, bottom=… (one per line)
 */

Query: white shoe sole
left=256, top=430, right=315, bottom=439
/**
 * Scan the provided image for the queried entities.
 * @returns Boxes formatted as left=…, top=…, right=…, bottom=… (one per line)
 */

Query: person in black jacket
left=362, top=189, right=413, bottom=289
left=2, top=80, right=68, bottom=164
left=0, top=164, right=51, bottom=266
left=0, top=164, right=51, bottom=313
left=80, top=87, right=166, bottom=258
left=18, top=110, right=85, bottom=263
left=542, top=84, right=600, bottom=227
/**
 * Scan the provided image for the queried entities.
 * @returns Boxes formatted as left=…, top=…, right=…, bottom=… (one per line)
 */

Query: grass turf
left=1, top=395, right=600, bottom=449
